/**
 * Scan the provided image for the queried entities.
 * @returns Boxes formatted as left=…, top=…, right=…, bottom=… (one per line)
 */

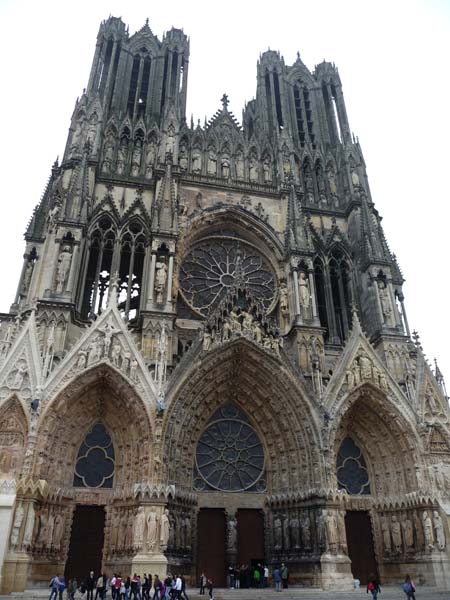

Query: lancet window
left=313, top=247, right=353, bottom=343
left=80, top=216, right=116, bottom=319
left=117, top=220, right=147, bottom=320
left=126, top=49, right=152, bottom=118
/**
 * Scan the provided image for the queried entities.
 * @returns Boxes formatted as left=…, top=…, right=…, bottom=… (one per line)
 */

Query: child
left=366, top=574, right=381, bottom=600
left=207, top=578, right=214, bottom=600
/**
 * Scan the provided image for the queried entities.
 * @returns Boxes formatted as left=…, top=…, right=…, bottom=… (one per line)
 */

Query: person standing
left=402, top=574, right=416, bottom=600
left=280, top=563, right=289, bottom=589
left=199, top=573, right=206, bottom=595
left=180, top=575, right=189, bottom=600
left=273, top=567, right=282, bottom=592
left=49, top=575, right=60, bottom=600
left=207, top=578, right=214, bottom=600
left=69, top=578, right=78, bottom=600
left=86, top=571, right=96, bottom=600
left=175, top=575, right=182, bottom=600
left=57, top=575, right=66, bottom=600
left=263, top=565, right=269, bottom=588
left=367, top=573, right=381, bottom=600
left=152, top=575, right=161, bottom=600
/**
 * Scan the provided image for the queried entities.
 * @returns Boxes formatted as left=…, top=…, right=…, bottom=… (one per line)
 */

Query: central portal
left=345, top=510, right=377, bottom=584
left=65, top=505, right=105, bottom=581
left=237, top=509, right=264, bottom=566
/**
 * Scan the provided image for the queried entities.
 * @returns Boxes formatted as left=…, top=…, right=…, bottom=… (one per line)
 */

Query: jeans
left=87, top=590, right=94, bottom=600
left=371, top=592, right=378, bottom=600
left=49, top=589, right=58, bottom=600
left=152, top=590, right=159, bottom=600
left=275, top=581, right=282, bottom=591
left=406, top=594, right=416, bottom=600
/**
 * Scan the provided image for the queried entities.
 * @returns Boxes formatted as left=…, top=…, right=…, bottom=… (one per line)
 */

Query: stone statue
left=192, top=148, right=202, bottom=173
left=86, top=112, right=99, bottom=147
left=88, top=337, right=102, bottom=365
left=401, top=513, right=414, bottom=551
left=129, top=359, right=138, bottom=382
left=179, top=144, right=188, bottom=170
left=381, top=515, right=391, bottom=553
left=263, top=156, right=272, bottom=183
left=359, top=353, right=373, bottom=380
left=76, top=349, right=87, bottom=371
left=23, top=504, right=35, bottom=546
left=12, top=364, right=27, bottom=390
left=290, top=513, right=300, bottom=548
left=298, top=271, right=310, bottom=312
left=133, top=507, right=146, bottom=550
left=351, top=167, right=360, bottom=187
left=10, top=502, right=24, bottom=548
left=301, top=511, right=311, bottom=549
left=227, top=517, right=237, bottom=551
left=145, top=142, right=156, bottom=178
left=241, top=311, right=253, bottom=335
left=46, top=513, right=55, bottom=547
left=131, top=140, right=142, bottom=176
left=279, top=283, right=289, bottom=315
left=183, top=513, right=192, bottom=550
left=111, top=341, right=121, bottom=367
left=391, top=515, right=402, bottom=553
left=165, top=125, right=175, bottom=155
left=433, top=510, right=445, bottom=550
left=70, top=116, right=84, bottom=155
left=55, top=246, right=72, bottom=293
left=207, top=149, right=217, bottom=175
left=202, top=329, right=212, bottom=352
left=249, top=157, right=258, bottom=182
left=252, top=320, right=263, bottom=344
left=336, top=511, right=347, bottom=554
left=327, top=165, right=337, bottom=194
left=160, top=508, right=170, bottom=549
left=221, top=157, right=230, bottom=178
left=155, top=259, right=168, bottom=304
left=378, top=281, right=394, bottom=325
left=274, top=515, right=282, bottom=549
left=21, top=260, right=34, bottom=296
left=235, top=153, right=244, bottom=179
left=147, top=510, right=158, bottom=551
left=423, top=511, right=434, bottom=550
left=413, top=510, right=424, bottom=551
left=52, top=513, right=65, bottom=550
left=116, top=139, right=128, bottom=175
left=102, top=140, right=114, bottom=173
left=324, top=510, right=338, bottom=552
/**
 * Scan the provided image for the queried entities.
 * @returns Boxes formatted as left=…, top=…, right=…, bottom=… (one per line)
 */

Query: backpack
left=403, top=582, right=411, bottom=593
left=368, top=581, right=375, bottom=591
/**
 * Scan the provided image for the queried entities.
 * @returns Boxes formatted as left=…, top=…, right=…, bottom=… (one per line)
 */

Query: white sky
left=0, top=0, right=449, bottom=384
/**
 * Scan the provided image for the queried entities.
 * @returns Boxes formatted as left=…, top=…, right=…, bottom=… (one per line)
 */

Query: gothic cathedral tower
left=0, top=16, right=448, bottom=593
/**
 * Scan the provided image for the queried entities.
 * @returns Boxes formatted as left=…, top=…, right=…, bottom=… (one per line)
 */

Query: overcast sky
left=0, top=0, right=449, bottom=384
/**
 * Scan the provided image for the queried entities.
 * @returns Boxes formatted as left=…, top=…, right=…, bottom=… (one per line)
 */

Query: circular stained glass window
left=179, top=235, right=276, bottom=317
left=195, top=418, right=265, bottom=492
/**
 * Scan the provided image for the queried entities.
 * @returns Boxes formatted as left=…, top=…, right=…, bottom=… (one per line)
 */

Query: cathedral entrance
left=345, top=511, right=377, bottom=584
left=197, top=509, right=227, bottom=586
left=237, top=509, right=265, bottom=567
left=65, top=505, right=105, bottom=581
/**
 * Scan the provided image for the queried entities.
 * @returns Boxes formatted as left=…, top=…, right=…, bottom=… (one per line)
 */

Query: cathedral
left=0, top=15, right=449, bottom=594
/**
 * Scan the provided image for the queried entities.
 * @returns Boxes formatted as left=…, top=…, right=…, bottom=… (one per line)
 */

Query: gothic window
left=73, top=423, right=115, bottom=489
left=179, top=233, right=276, bottom=317
left=98, top=38, right=114, bottom=97
left=117, top=220, right=146, bottom=320
left=330, top=83, right=342, bottom=142
left=273, top=72, right=283, bottom=128
left=264, top=71, right=273, bottom=132
left=127, top=54, right=141, bottom=117
left=336, top=436, right=370, bottom=495
left=160, top=50, right=169, bottom=112
left=138, top=56, right=152, bottom=116
left=81, top=216, right=116, bottom=319
left=314, top=257, right=329, bottom=334
left=302, top=87, right=314, bottom=144
left=329, top=248, right=352, bottom=342
left=293, top=84, right=305, bottom=145
left=193, top=403, right=266, bottom=492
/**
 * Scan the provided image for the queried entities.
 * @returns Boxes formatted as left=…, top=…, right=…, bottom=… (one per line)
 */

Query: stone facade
left=0, top=15, right=449, bottom=593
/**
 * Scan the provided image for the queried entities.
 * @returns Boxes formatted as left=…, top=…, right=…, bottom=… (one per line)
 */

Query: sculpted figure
left=21, top=260, right=34, bottom=295
left=133, top=507, right=146, bottom=550
left=391, top=515, right=402, bottom=553
left=274, top=515, right=282, bottom=549
left=252, top=320, right=263, bottom=344
left=229, top=307, right=241, bottom=333
left=327, top=165, right=337, bottom=194
left=207, top=149, right=217, bottom=175
left=56, top=246, right=72, bottom=293
left=241, top=311, right=253, bottom=334
left=102, top=140, right=114, bottom=173
left=423, top=511, right=434, bottom=550
left=301, top=511, right=311, bottom=549
left=111, top=341, right=121, bottom=367
left=336, top=511, right=347, bottom=554
left=88, top=337, right=102, bottom=365
left=221, top=157, right=230, bottom=178
left=290, top=513, right=300, bottom=548
left=433, top=510, right=445, bottom=550
left=359, top=353, right=373, bottom=380
left=10, top=502, right=24, bottom=548
left=401, top=513, right=414, bottom=550
left=147, top=510, right=158, bottom=551
left=12, top=364, right=27, bottom=389
left=235, top=153, right=244, bottom=179
left=160, top=508, right=170, bottom=549
left=227, top=517, right=237, bottom=551
left=145, top=141, right=156, bottom=178
left=46, top=512, right=55, bottom=547
left=23, top=504, right=35, bottom=546
left=381, top=515, right=391, bottom=553
left=165, top=125, right=175, bottom=155
left=129, top=359, right=138, bottom=382
left=249, top=157, right=258, bottom=182
left=324, top=510, right=338, bottom=552
left=184, top=514, right=192, bottom=550
left=131, top=140, right=142, bottom=176
left=192, top=148, right=202, bottom=173
left=109, top=512, right=120, bottom=550
left=413, top=510, right=424, bottom=551
left=283, top=514, right=290, bottom=550
left=155, top=259, right=168, bottom=304
left=116, top=139, right=128, bottom=175
left=263, top=156, right=272, bottom=183
left=179, top=144, right=188, bottom=170
left=351, top=167, right=360, bottom=187
left=298, top=271, right=310, bottom=311
left=279, top=283, right=289, bottom=315
left=52, top=513, right=65, bottom=550
left=202, top=329, right=212, bottom=352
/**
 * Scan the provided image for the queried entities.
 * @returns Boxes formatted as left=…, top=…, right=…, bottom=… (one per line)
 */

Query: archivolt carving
left=0, top=396, right=28, bottom=479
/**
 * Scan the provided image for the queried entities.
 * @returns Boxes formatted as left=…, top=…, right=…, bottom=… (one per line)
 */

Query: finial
left=297, top=51, right=300, bottom=59
left=145, top=17, right=149, bottom=25
left=221, top=93, right=229, bottom=111
left=351, top=303, right=361, bottom=333
left=108, top=272, right=119, bottom=307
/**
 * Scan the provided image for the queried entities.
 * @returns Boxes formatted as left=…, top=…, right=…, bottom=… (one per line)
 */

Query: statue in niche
left=290, top=512, right=300, bottom=548
left=55, top=246, right=72, bottom=293
left=301, top=511, right=311, bottom=549
left=70, top=114, right=85, bottom=155
left=111, top=341, right=121, bottom=367
left=324, top=510, right=338, bottom=552
left=165, top=125, right=175, bottom=155
left=179, top=144, right=188, bottom=170
left=378, top=280, right=394, bottom=325
left=116, top=139, right=128, bottom=175
left=413, top=510, right=424, bottom=551
left=227, top=516, right=237, bottom=551
left=401, top=513, right=414, bottom=551
left=183, top=513, right=192, bottom=550
left=336, top=512, right=347, bottom=554
left=249, top=156, right=258, bottom=182
left=192, top=147, right=202, bottom=173
left=263, top=156, right=272, bottom=183
left=21, top=260, right=34, bottom=296
left=235, top=152, right=244, bottom=179
left=52, top=513, right=65, bottom=550
left=282, top=146, right=291, bottom=176
left=11, top=364, right=27, bottom=390
left=282, top=514, right=290, bottom=550
left=221, top=156, right=230, bottom=179
left=433, top=510, right=445, bottom=550
left=298, top=271, right=310, bottom=313
left=147, top=510, right=158, bottom=551
left=252, top=320, right=263, bottom=344
left=155, top=258, right=168, bottom=304
left=102, top=137, right=114, bottom=173
left=279, top=283, right=289, bottom=317
left=207, top=149, right=217, bottom=175
left=423, top=511, right=434, bottom=550
left=160, top=508, right=170, bottom=549
left=145, top=141, right=156, bottom=178
left=129, top=359, right=138, bottom=382
left=131, top=140, right=142, bottom=177
left=273, top=514, right=282, bottom=549
left=76, top=349, right=88, bottom=371
left=381, top=515, right=391, bottom=553
left=10, top=502, right=24, bottom=548
left=86, top=112, right=99, bottom=147
left=202, top=329, right=212, bottom=352
left=327, top=164, right=337, bottom=195
left=110, top=512, right=120, bottom=550
left=391, top=515, right=402, bottom=553
left=88, top=337, right=102, bottom=365
left=359, top=353, right=373, bottom=380
left=304, top=168, right=313, bottom=192
left=23, top=504, right=35, bottom=546
left=133, top=507, right=146, bottom=550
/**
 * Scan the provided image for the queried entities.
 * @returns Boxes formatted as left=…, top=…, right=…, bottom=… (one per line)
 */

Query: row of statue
left=10, top=502, right=66, bottom=554
left=271, top=510, right=315, bottom=553
left=345, top=352, right=388, bottom=391
left=380, top=510, right=446, bottom=555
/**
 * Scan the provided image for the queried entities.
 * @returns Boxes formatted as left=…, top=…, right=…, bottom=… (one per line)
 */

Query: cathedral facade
left=0, top=16, right=449, bottom=593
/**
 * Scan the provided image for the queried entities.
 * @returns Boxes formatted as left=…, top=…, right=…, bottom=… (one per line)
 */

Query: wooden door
left=65, top=505, right=105, bottom=582
left=197, top=509, right=226, bottom=586
left=345, top=510, right=377, bottom=584
left=237, top=509, right=265, bottom=566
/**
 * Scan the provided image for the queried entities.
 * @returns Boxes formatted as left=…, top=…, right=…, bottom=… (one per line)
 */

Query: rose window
left=336, top=436, right=370, bottom=495
left=179, top=235, right=276, bottom=317
left=194, top=403, right=265, bottom=492
left=74, top=423, right=115, bottom=489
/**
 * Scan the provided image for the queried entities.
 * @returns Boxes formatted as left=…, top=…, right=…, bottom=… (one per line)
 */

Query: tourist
left=199, top=573, right=207, bottom=595
left=253, top=566, right=260, bottom=587
left=57, top=575, right=65, bottom=600
left=130, top=573, right=142, bottom=600
left=367, top=573, right=381, bottom=599
left=402, top=574, right=416, bottom=600
left=48, top=574, right=60, bottom=600
left=263, top=565, right=269, bottom=588
left=228, top=565, right=235, bottom=589
left=175, top=574, right=182, bottom=599
left=120, top=578, right=127, bottom=600
left=95, top=573, right=108, bottom=600
left=114, top=575, right=122, bottom=600
left=206, top=578, right=214, bottom=600
left=280, top=563, right=289, bottom=589
left=163, top=574, right=172, bottom=599
left=273, top=567, right=282, bottom=592
left=69, top=578, right=78, bottom=600
left=86, top=572, right=96, bottom=600
left=111, top=575, right=117, bottom=600
left=142, top=574, right=150, bottom=600
left=152, top=575, right=161, bottom=600
left=180, top=575, right=188, bottom=600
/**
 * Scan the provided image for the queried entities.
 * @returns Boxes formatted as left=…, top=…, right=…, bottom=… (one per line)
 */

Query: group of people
left=366, top=573, right=417, bottom=600
left=226, top=563, right=288, bottom=590
left=49, top=572, right=192, bottom=600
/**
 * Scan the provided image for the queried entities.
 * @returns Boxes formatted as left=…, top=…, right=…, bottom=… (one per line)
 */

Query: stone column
left=65, top=243, right=80, bottom=295
left=292, top=270, right=302, bottom=325
left=308, top=268, right=320, bottom=324
left=166, top=254, right=174, bottom=307
left=148, top=252, right=157, bottom=304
